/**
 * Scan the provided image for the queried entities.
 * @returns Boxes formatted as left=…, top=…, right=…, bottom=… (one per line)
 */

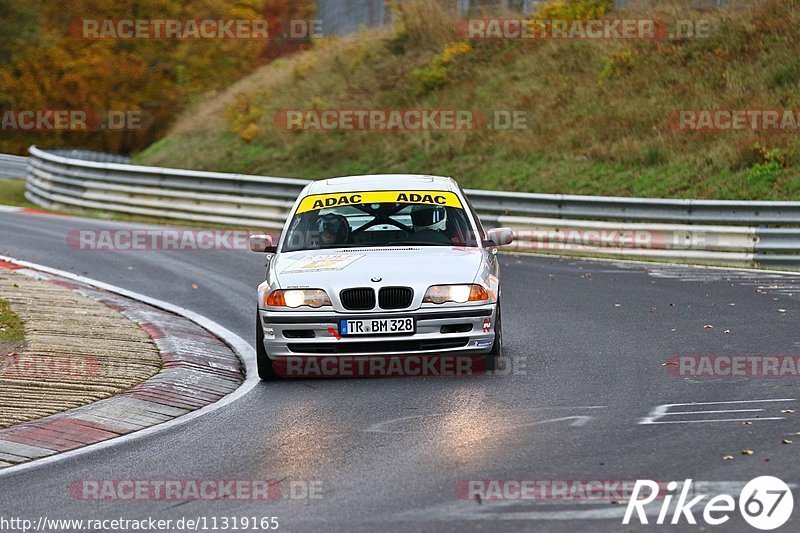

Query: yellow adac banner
left=295, top=190, right=463, bottom=214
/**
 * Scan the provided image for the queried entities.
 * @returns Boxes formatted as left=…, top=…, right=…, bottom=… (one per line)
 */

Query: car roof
left=303, top=174, right=458, bottom=195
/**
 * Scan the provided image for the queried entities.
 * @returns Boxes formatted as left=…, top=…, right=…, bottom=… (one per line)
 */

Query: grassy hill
left=136, top=0, right=800, bottom=200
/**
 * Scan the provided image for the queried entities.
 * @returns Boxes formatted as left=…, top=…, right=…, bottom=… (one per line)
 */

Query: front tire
left=483, top=303, right=503, bottom=372
left=256, top=312, right=277, bottom=380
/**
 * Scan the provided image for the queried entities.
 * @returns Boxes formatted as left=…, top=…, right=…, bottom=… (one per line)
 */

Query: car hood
left=273, top=246, right=484, bottom=291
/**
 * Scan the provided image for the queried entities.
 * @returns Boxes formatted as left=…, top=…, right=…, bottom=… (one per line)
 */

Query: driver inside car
left=410, top=205, right=451, bottom=244
left=315, top=213, right=351, bottom=247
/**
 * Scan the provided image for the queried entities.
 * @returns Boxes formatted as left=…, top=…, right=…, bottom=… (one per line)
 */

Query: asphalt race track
left=0, top=210, right=798, bottom=532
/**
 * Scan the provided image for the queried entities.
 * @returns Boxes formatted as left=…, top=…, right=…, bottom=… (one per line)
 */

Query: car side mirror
left=250, top=234, right=278, bottom=253
left=484, top=227, right=514, bottom=247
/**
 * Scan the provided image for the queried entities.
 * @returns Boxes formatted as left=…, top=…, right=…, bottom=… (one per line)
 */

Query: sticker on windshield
left=281, top=254, right=365, bottom=273
left=295, top=190, right=462, bottom=214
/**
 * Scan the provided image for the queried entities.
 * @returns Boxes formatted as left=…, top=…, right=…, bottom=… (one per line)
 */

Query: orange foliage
left=0, top=0, right=315, bottom=155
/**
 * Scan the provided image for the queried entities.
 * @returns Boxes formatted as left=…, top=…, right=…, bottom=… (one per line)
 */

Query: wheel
left=483, top=303, right=502, bottom=372
left=256, top=312, right=277, bottom=380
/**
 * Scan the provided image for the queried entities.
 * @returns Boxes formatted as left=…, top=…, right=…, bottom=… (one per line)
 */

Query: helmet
left=411, top=205, right=447, bottom=232
left=315, top=213, right=350, bottom=245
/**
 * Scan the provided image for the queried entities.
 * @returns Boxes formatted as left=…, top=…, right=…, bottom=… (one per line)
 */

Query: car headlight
left=265, top=289, right=331, bottom=308
left=423, top=284, right=488, bottom=304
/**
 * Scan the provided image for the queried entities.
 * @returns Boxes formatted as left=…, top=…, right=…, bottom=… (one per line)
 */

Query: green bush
left=409, top=41, right=472, bottom=94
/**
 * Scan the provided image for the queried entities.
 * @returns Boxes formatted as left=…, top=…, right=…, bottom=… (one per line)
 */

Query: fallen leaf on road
left=741, top=450, right=754, bottom=455
left=191, top=283, right=199, bottom=290
left=781, top=439, right=793, bottom=445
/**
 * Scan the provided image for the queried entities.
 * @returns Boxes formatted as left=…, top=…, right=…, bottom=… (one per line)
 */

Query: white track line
left=0, top=254, right=259, bottom=479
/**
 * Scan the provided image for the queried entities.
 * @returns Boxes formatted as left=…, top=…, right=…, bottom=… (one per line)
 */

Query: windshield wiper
left=285, top=241, right=456, bottom=252
left=376, top=241, right=452, bottom=247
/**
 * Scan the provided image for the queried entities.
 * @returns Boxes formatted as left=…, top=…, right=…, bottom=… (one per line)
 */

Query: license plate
left=340, top=317, right=415, bottom=336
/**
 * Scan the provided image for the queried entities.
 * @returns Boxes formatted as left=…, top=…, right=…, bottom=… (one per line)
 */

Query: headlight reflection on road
left=264, top=404, right=340, bottom=479
left=372, top=389, right=517, bottom=465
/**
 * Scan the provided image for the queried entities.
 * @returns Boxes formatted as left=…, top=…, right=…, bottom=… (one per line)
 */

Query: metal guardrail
left=23, top=145, right=800, bottom=270
left=25, top=146, right=306, bottom=229
left=46, top=149, right=131, bottom=165
left=468, top=189, right=800, bottom=226
left=0, top=154, right=28, bottom=179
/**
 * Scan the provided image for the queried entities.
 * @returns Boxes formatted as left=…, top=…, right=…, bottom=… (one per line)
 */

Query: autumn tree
left=0, top=0, right=315, bottom=155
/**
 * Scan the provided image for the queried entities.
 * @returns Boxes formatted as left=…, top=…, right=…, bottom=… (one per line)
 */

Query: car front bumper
left=259, top=304, right=497, bottom=358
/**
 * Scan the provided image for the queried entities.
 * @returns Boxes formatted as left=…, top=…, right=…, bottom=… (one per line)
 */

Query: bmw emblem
left=371, top=277, right=382, bottom=282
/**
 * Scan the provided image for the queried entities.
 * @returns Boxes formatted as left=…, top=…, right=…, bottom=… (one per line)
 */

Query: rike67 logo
left=623, top=477, right=794, bottom=530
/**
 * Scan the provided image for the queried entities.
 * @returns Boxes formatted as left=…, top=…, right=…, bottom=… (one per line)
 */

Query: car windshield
left=281, top=191, right=480, bottom=252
